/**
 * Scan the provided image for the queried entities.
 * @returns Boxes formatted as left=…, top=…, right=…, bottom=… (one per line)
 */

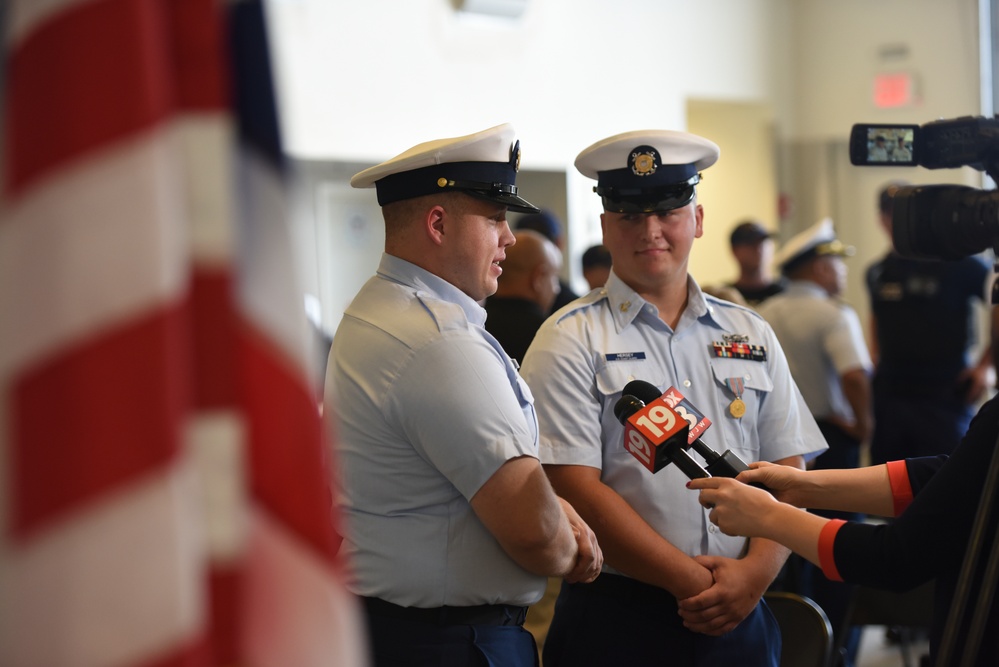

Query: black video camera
left=849, top=116, right=999, bottom=261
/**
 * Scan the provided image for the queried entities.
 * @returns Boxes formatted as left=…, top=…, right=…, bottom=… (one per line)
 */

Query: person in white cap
left=326, top=124, right=602, bottom=666
left=519, top=129, right=825, bottom=666
left=757, top=218, right=873, bottom=662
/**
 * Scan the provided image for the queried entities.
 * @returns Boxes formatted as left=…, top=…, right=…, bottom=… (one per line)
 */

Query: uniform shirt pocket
left=708, top=358, right=773, bottom=394
left=595, top=360, right=667, bottom=401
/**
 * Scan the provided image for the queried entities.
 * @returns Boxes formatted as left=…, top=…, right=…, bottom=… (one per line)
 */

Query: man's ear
left=529, top=266, right=544, bottom=294
left=693, top=203, right=705, bottom=239
left=425, top=204, right=447, bottom=246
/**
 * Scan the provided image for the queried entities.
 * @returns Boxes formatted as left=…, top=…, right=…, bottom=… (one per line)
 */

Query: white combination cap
left=574, top=129, right=720, bottom=213
left=350, top=123, right=539, bottom=213
left=774, top=218, right=855, bottom=274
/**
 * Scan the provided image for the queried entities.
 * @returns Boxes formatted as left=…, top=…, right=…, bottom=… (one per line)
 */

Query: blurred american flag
left=0, top=0, right=367, bottom=665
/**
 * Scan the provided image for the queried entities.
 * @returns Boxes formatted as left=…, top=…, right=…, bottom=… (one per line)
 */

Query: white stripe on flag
left=244, top=508, right=369, bottom=667
left=188, top=410, right=249, bottom=563
left=0, top=129, right=189, bottom=379
left=0, top=457, right=206, bottom=667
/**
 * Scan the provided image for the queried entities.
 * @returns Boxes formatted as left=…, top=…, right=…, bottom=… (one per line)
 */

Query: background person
left=726, top=219, right=785, bottom=307
left=484, top=229, right=562, bottom=365
left=521, top=129, right=826, bottom=667
left=866, top=182, right=994, bottom=464
left=580, top=243, right=613, bottom=290
left=515, top=209, right=581, bottom=313
left=757, top=218, right=873, bottom=664
left=328, top=124, right=602, bottom=666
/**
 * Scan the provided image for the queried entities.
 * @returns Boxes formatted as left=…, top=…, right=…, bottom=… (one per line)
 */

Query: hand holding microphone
left=686, top=476, right=779, bottom=538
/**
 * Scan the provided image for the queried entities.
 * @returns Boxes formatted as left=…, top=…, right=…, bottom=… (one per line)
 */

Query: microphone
left=621, top=380, right=753, bottom=479
left=613, top=390, right=709, bottom=479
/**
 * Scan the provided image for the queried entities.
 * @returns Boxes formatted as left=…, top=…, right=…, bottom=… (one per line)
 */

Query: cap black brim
left=465, top=190, right=541, bottom=214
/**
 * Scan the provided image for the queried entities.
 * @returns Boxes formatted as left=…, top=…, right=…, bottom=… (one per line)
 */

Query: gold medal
left=729, top=397, right=746, bottom=418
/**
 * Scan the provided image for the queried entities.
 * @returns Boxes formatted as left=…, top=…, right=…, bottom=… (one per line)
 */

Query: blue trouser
left=364, top=605, right=539, bottom=667
left=870, top=390, right=973, bottom=464
left=542, top=575, right=780, bottom=666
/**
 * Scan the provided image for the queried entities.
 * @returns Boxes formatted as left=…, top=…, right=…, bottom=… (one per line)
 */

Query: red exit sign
left=874, top=72, right=918, bottom=108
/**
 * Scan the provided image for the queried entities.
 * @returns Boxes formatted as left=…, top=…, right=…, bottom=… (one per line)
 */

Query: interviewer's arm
left=471, top=456, right=602, bottom=582
left=736, top=461, right=899, bottom=516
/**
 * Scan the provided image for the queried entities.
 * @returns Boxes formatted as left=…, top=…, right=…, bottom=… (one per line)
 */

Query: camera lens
left=892, top=185, right=999, bottom=260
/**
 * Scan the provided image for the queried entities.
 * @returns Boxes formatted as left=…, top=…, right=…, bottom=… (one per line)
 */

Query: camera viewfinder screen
left=866, top=127, right=915, bottom=165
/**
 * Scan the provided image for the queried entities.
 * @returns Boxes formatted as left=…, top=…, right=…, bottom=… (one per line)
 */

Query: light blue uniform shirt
left=328, top=254, right=545, bottom=607
left=757, top=280, right=873, bottom=422
left=521, top=272, right=826, bottom=566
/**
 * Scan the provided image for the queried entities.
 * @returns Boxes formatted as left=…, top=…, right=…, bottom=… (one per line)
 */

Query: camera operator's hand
left=733, top=462, right=811, bottom=508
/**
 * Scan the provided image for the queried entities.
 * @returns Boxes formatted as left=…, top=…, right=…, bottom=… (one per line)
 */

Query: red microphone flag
left=623, top=395, right=690, bottom=473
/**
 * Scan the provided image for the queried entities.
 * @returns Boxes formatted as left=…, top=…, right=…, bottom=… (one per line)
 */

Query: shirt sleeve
left=753, top=320, right=829, bottom=463
left=825, top=307, right=873, bottom=375
left=520, top=317, right=605, bottom=468
left=387, top=330, right=538, bottom=500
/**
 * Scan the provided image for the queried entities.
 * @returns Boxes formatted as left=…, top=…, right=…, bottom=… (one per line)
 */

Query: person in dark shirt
left=515, top=210, right=580, bottom=313
left=484, top=229, right=562, bottom=364
left=727, top=219, right=786, bottom=307
left=866, top=182, right=993, bottom=463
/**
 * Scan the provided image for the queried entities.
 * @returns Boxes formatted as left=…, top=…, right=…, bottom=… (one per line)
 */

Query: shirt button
left=683, top=379, right=691, bottom=387
left=708, top=524, right=717, bottom=533
left=744, top=374, right=751, bottom=381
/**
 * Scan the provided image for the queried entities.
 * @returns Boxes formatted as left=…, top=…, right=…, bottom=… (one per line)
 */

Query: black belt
left=361, top=596, right=528, bottom=627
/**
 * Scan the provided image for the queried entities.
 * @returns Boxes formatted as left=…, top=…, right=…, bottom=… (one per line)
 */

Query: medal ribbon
left=724, top=376, right=744, bottom=399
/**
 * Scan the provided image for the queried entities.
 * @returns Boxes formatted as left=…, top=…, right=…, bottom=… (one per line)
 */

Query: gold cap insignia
left=629, top=146, right=661, bottom=177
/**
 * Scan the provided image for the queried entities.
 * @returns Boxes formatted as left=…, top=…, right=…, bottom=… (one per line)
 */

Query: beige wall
left=687, top=100, right=779, bottom=288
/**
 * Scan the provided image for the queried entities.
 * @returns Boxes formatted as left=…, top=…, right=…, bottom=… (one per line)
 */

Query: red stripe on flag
left=191, top=268, right=238, bottom=409
left=165, top=0, right=229, bottom=111
left=3, top=0, right=227, bottom=200
left=207, top=565, right=243, bottom=665
left=168, top=0, right=229, bottom=110
left=10, top=303, right=190, bottom=539
left=238, top=324, right=341, bottom=562
left=4, top=0, right=170, bottom=196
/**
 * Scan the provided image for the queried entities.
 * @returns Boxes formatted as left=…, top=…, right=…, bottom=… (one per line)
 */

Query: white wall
left=267, top=0, right=795, bottom=167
